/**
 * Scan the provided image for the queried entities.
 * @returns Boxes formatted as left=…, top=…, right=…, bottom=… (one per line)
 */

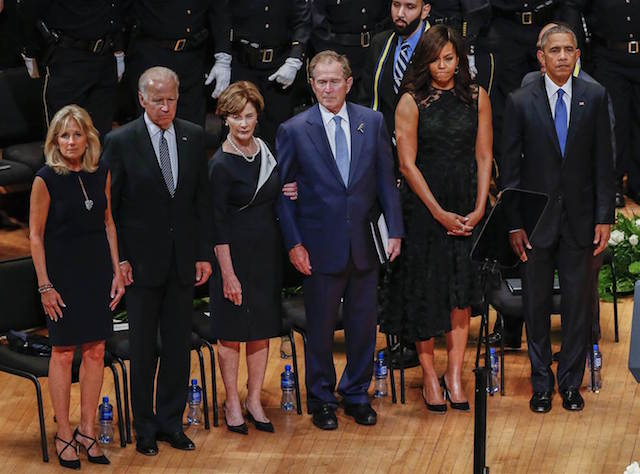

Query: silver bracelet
left=38, top=283, right=54, bottom=294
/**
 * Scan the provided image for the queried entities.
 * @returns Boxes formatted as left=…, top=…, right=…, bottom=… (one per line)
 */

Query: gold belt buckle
left=174, top=39, right=186, bottom=52
left=261, top=48, right=273, bottom=63
left=361, top=31, right=370, bottom=48
left=521, top=11, right=533, bottom=25
left=92, top=38, right=104, bottom=53
left=629, top=40, right=639, bottom=54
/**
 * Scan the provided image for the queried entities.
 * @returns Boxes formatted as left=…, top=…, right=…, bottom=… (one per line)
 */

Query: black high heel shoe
left=223, top=402, right=249, bottom=435
left=421, top=387, right=447, bottom=414
left=440, top=376, right=470, bottom=411
left=54, top=433, right=80, bottom=470
left=245, top=402, right=275, bottom=433
left=73, top=427, right=110, bottom=464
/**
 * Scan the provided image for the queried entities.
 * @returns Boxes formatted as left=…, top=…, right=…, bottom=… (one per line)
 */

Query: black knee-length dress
left=37, top=163, right=113, bottom=346
left=209, top=144, right=283, bottom=341
left=381, top=86, right=483, bottom=342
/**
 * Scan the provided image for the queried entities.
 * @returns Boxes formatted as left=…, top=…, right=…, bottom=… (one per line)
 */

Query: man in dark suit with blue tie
left=500, top=24, right=614, bottom=414
left=277, top=50, right=403, bottom=430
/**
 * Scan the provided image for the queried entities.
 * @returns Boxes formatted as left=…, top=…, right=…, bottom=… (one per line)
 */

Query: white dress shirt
left=544, top=73, right=572, bottom=128
left=318, top=102, right=351, bottom=162
left=144, top=112, right=179, bottom=187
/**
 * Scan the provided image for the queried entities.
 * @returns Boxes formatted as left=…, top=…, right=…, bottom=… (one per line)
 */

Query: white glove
left=205, top=52, right=232, bottom=99
left=268, top=57, right=303, bottom=89
left=468, top=54, right=477, bottom=79
left=21, top=54, right=39, bottom=79
left=114, top=51, right=125, bottom=82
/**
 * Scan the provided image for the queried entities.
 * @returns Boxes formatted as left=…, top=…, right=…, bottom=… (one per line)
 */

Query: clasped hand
left=439, top=209, right=482, bottom=237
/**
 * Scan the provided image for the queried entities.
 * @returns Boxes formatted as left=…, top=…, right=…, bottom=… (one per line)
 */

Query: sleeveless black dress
left=209, top=149, right=283, bottom=342
left=381, top=86, right=482, bottom=341
left=37, top=163, right=113, bottom=346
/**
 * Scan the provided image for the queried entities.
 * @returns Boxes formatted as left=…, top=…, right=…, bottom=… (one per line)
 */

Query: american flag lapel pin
left=182, top=136, right=188, bottom=141
left=578, top=101, right=585, bottom=107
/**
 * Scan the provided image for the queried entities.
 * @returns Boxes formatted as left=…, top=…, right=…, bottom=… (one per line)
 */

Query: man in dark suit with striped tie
left=358, top=0, right=431, bottom=171
left=102, top=66, right=212, bottom=455
left=499, top=24, right=614, bottom=414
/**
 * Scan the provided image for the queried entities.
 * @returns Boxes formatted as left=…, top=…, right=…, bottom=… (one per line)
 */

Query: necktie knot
left=557, top=89, right=564, bottom=100
left=333, top=115, right=342, bottom=126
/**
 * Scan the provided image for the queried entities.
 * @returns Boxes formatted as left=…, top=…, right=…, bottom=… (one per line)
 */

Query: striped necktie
left=159, top=130, right=175, bottom=196
left=393, top=42, right=411, bottom=94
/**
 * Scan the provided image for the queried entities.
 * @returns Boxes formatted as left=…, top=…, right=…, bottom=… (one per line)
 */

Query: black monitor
left=470, top=188, right=549, bottom=269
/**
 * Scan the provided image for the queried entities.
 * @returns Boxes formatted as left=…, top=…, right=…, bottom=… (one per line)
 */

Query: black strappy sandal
left=73, top=427, right=110, bottom=464
left=54, top=433, right=80, bottom=470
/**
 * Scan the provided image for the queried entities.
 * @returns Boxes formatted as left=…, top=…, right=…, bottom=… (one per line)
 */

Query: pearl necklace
left=227, top=135, right=259, bottom=162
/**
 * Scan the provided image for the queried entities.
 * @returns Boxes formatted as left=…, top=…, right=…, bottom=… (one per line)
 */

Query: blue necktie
left=393, top=42, right=411, bottom=94
left=333, top=115, right=350, bottom=185
left=554, top=89, right=568, bottom=157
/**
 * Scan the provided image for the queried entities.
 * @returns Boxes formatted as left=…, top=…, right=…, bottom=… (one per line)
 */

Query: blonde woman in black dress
left=30, top=105, right=125, bottom=468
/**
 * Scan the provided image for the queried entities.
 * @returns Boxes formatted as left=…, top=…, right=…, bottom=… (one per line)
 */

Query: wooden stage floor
left=1, top=212, right=639, bottom=473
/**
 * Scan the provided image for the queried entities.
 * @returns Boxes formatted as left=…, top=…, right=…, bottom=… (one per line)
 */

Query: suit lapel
left=532, top=77, right=562, bottom=159
left=135, top=116, right=171, bottom=193
left=174, top=120, right=187, bottom=195
left=564, top=76, right=585, bottom=160
left=305, top=105, right=345, bottom=186
left=347, top=103, right=363, bottom=186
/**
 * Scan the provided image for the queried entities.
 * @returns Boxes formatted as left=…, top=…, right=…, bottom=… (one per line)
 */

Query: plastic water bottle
left=373, top=350, right=388, bottom=398
left=280, top=365, right=296, bottom=413
left=187, top=379, right=203, bottom=425
left=488, top=348, right=499, bottom=394
left=98, top=396, right=113, bottom=444
left=587, top=344, right=603, bottom=392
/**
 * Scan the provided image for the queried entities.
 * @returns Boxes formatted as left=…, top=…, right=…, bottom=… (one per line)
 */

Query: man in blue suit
left=277, top=50, right=403, bottom=430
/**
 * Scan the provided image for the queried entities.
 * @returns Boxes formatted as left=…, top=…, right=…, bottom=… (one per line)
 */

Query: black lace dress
left=381, top=86, right=482, bottom=341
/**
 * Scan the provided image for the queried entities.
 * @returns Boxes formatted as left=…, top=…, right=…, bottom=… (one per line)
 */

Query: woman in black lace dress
left=389, top=25, right=493, bottom=412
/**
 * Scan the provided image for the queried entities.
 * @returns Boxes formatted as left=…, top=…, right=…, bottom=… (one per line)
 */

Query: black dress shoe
left=312, top=404, right=338, bottom=430
left=224, top=402, right=249, bottom=435
left=245, top=404, right=274, bottom=433
left=156, top=431, right=195, bottom=450
left=135, top=436, right=158, bottom=456
left=529, top=391, right=553, bottom=413
left=441, top=376, right=470, bottom=411
left=561, top=388, right=584, bottom=411
left=421, top=388, right=446, bottom=414
left=616, top=192, right=626, bottom=208
left=342, top=401, right=377, bottom=425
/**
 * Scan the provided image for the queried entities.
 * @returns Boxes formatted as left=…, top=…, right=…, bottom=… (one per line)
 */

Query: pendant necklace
left=228, top=134, right=259, bottom=163
left=77, top=175, right=93, bottom=211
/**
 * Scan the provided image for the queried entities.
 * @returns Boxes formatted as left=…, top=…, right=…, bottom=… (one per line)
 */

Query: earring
left=454, top=66, right=459, bottom=75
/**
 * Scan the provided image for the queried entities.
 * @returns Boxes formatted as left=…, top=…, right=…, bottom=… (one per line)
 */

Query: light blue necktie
left=554, top=89, right=568, bottom=157
left=333, top=115, right=350, bottom=185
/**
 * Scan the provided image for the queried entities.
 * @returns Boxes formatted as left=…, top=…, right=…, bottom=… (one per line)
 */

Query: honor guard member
left=479, top=0, right=560, bottom=161
left=428, top=0, right=492, bottom=89
left=17, top=0, right=128, bottom=137
left=311, top=0, right=391, bottom=96
left=562, top=0, right=640, bottom=208
left=359, top=0, right=431, bottom=172
left=1, top=0, right=24, bottom=68
left=126, top=0, right=232, bottom=127
left=224, top=0, right=311, bottom=148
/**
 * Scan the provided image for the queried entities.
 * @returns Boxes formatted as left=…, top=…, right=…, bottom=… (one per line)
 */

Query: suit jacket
left=276, top=102, right=403, bottom=274
left=102, top=116, right=211, bottom=287
left=357, top=24, right=429, bottom=137
left=499, top=76, right=615, bottom=248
